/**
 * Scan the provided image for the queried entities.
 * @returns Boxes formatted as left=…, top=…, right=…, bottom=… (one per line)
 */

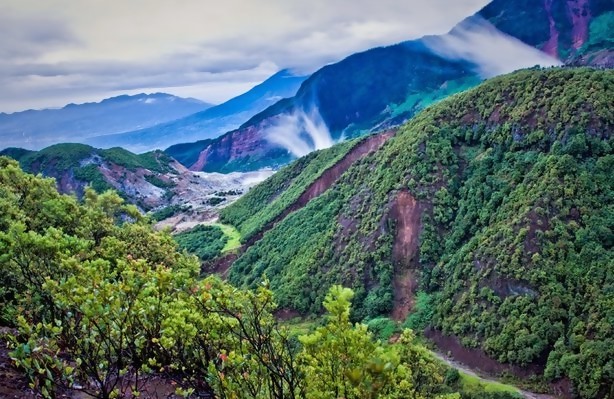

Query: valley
left=1, top=0, right=613, bottom=398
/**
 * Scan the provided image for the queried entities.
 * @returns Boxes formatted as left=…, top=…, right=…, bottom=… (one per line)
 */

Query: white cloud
left=0, top=0, right=490, bottom=112
left=264, top=108, right=334, bottom=157
left=423, top=17, right=562, bottom=77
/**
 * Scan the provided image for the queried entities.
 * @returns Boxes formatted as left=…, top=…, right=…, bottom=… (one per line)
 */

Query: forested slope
left=0, top=157, right=512, bottom=399
left=223, top=67, right=614, bottom=398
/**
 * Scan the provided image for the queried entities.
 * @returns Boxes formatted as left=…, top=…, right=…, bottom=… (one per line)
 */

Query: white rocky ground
left=154, top=169, right=274, bottom=232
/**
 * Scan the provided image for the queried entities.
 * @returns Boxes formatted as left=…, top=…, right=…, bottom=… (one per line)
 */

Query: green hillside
left=0, top=156, right=518, bottom=399
left=0, top=143, right=175, bottom=178
left=224, top=67, right=614, bottom=398
left=220, top=138, right=360, bottom=242
left=0, top=143, right=179, bottom=209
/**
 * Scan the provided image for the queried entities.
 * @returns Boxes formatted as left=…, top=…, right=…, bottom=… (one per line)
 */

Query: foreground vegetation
left=0, top=157, right=521, bottom=399
left=223, top=68, right=614, bottom=397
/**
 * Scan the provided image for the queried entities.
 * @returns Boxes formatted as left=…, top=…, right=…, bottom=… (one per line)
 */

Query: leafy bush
left=206, top=196, right=226, bottom=206
left=174, top=224, right=228, bottom=262
left=402, top=292, right=435, bottom=331
left=366, top=317, right=398, bottom=342
left=149, top=204, right=189, bottom=222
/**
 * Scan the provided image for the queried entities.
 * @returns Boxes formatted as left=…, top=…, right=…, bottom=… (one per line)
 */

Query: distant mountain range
left=84, top=70, right=307, bottom=153
left=3, top=0, right=612, bottom=173
left=167, top=0, right=613, bottom=173
left=0, top=93, right=212, bottom=151
left=0, top=69, right=306, bottom=153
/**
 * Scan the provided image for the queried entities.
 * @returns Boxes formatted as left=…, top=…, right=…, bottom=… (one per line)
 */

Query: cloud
left=0, top=0, right=490, bottom=112
left=423, top=16, right=562, bottom=77
left=0, top=9, right=79, bottom=60
left=264, top=108, right=334, bottom=157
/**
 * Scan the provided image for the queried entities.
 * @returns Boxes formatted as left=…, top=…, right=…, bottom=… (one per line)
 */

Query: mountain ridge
left=170, top=0, right=613, bottom=174
left=0, top=143, right=272, bottom=215
left=91, top=69, right=308, bottom=153
left=0, top=93, right=212, bottom=151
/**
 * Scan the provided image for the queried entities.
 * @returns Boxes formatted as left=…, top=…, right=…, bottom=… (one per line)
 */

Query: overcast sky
left=1, top=0, right=490, bottom=113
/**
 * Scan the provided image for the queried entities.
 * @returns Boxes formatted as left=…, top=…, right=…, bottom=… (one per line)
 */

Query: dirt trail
left=431, top=351, right=557, bottom=399
left=426, top=329, right=572, bottom=398
left=244, top=130, right=395, bottom=247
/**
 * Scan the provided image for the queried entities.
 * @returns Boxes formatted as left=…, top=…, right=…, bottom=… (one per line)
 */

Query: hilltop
left=0, top=93, right=210, bottom=151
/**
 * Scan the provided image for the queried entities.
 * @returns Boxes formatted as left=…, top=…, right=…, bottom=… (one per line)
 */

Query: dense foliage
left=174, top=224, right=228, bottom=262
left=224, top=68, right=614, bottom=397
left=0, top=158, right=479, bottom=398
left=148, top=204, right=190, bottom=222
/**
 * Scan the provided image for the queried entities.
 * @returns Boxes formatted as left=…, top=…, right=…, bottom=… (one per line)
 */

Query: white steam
left=423, top=17, right=562, bottom=78
left=264, top=108, right=334, bottom=157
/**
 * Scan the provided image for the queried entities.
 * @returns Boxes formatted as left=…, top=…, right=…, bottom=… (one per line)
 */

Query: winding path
left=431, top=351, right=557, bottom=399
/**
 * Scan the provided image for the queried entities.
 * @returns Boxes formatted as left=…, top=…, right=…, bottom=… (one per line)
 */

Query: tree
left=299, top=285, right=418, bottom=399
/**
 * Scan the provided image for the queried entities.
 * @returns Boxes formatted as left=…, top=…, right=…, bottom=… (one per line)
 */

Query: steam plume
left=264, top=107, right=334, bottom=157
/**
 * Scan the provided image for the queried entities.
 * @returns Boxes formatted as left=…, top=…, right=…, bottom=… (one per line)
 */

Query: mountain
left=479, top=0, right=614, bottom=66
left=0, top=143, right=270, bottom=213
left=88, top=70, right=308, bottom=153
left=171, top=0, right=613, bottom=173
left=218, top=68, right=614, bottom=398
left=0, top=93, right=211, bottom=151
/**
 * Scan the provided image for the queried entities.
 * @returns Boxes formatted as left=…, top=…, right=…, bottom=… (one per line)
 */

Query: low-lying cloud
left=423, top=17, right=562, bottom=77
left=264, top=108, right=334, bottom=158
left=1, top=0, right=490, bottom=112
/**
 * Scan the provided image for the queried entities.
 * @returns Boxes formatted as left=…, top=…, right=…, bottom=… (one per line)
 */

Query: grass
left=458, top=372, right=522, bottom=397
left=213, top=223, right=242, bottom=252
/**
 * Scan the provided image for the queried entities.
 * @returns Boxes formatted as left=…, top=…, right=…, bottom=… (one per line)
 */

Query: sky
left=0, top=0, right=491, bottom=113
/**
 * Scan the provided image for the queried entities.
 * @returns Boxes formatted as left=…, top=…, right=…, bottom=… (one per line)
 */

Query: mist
left=264, top=108, right=334, bottom=157
left=423, top=16, right=562, bottom=78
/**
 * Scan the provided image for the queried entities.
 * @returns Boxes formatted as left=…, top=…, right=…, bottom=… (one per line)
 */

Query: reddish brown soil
left=544, top=0, right=591, bottom=57
left=425, top=328, right=573, bottom=398
left=389, top=191, right=422, bottom=321
left=204, top=252, right=238, bottom=278
left=568, top=0, right=591, bottom=50
left=390, top=191, right=421, bottom=266
left=244, top=130, right=395, bottom=248
left=426, top=328, right=543, bottom=377
left=288, top=131, right=395, bottom=213
left=543, top=0, right=560, bottom=57
left=274, top=308, right=302, bottom=321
